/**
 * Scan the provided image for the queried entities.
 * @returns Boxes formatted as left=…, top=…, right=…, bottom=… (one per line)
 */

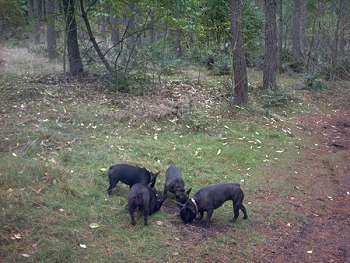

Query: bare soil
left=254, top=110, right=350, bottom=263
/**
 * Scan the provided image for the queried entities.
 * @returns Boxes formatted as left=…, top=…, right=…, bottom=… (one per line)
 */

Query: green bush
left=304, top=75, right=328, bottom=91
left=0, top=0, right=26, bottom=39
left=262, top=89, right=297, bottom=108
left=109, top=73, right=155, bottom=95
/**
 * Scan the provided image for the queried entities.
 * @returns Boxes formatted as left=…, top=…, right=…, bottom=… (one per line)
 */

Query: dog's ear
left=186, top=188, right=192, bottom=196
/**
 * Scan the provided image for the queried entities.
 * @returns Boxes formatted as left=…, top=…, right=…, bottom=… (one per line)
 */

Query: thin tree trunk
left=263, top=0, right=278, bottom=91
left=28, top=0, right=34, bottom=17
left=175, top=29, right=183, bottom=58
left=292, top=0, right=303, bottom=64
left=110, top=16, right=120, bottom=46
left=278, top=0, right=283, bottom=72
left=331, top=0, right=347, bottom=80
left=338, top=0, right=348, bottom=59
left=46, top=0, right=57, bottom=60
left=33, top=0, right=42, bottom=44
left=79, top=0, right=113, bottom=74
left=230, top=0, right=248, bottom=105
left=150, top=12, right=156, bottom=44
left=63, top=0, right=83, bottom=75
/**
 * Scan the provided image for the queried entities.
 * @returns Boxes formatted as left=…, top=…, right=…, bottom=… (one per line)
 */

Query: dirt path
left=255, top=110, right=350, bottom=263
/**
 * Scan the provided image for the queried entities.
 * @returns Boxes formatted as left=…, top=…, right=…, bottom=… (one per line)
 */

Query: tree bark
left=79, top=0, right=113, bottom=74
left=46, top=0, right=57, bottom=60
left=175, top=29, right=183, bottom=57
left=63, top=0, right=83, bottom=75
left=150, top=12, right=156, bottom=44
left=28, top=0, right=34, bottom=17
left=230, top=0, right=248, bottom=105
left=263, top=0, right=278, bottom=91
left=278, top=0, right=283, bottom=71
left=110, top=16, right=120, bottom=46
left=33, top=0, right=42, bottom=44
left=338, top=0, right=348, bottom=58
left=292, top=0, right=303, bottom=64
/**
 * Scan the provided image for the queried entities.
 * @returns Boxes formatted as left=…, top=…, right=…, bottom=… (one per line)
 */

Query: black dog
left=179, top=183, right=248, bottom=227
left=128, top=183, right=166, bottom=225
left=163, top=165, right=191, bottom=204
left=107, top=164, right=158, bottom=195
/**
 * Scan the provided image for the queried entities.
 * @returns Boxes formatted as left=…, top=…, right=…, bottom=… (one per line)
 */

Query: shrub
left=304, top=74, right=328, bottom=91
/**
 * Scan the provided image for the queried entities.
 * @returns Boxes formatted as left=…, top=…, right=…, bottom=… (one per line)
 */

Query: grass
left=2, top=47, right=348, bottom=262
left=0, top=105, right=291, bottom=262
left=0, top=91, right=296, bottom=262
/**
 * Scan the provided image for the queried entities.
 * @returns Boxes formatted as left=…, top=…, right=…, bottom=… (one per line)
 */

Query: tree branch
left=79, top=0, right=113, bottom=74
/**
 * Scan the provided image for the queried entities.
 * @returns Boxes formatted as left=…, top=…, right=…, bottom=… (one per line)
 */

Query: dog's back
left=195, top=183, right=243, bottom=209
left=165, top=165, right=184, bottom=191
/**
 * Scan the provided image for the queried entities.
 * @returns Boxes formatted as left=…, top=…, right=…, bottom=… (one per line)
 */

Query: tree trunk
left=175, top=29, right=183, bottom=58
left=338, top=0, right=348, bottom=58
left=63, top=0, right=83, bottom=75
left=46, top=0, right=57, bottom=60
left=33, top=0, right=42, bottom=44
left=79, top=0, right=113, bottom=74
left=278, top=0, right=283, bottom=71
left=292, top=0, right=303, bottom=64
left=263, top=0, right=278, bottom=91
left=332, top=0, right=348, bottom=79
left=230, top=0, right=248, bottom=105
left=28, top=0, right=34, bottom=17
left=110, top=16, right=120, bottom=46
left=150, top=12, right=156, bottom=44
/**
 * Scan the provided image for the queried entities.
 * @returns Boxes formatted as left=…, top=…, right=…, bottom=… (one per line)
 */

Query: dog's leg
left=205, top=210, right=213, bottom=227
left=232, top=202, right=240, bottom=222
left=163, top=188, right=168, bottom=199
left=129, top=208, right=136, bottom=225
left=143, top=209, right=149, bottom=226
left=240, top=204, right=248, bottom=219
left=107, top=178, right=119, bottom=195
left=196, top=211, right=204, bottom=221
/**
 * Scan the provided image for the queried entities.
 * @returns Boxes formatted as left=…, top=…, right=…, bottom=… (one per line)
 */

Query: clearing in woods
left=1, top=46, right=350, bottom=262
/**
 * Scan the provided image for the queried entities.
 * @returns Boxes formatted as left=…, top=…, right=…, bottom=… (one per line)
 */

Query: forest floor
left=1, top=46, right=350, bottom=262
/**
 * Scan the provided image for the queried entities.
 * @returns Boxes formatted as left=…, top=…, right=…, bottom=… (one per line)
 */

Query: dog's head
left=147, top=171, right=159, bottom=188
left=175, top=188, right=191, bottom=205
left=151, top=188, right=166, bottom=212
left=179, top=197, right=197, bottom=224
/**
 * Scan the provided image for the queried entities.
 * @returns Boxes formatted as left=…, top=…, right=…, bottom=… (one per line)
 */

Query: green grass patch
left=0, top=69, right=316, bottom=262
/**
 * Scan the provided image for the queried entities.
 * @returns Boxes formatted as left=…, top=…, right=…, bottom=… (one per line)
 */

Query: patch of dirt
left=254, top=110, right=350, bottom=263
left=161, top=196, right=232, bottom=247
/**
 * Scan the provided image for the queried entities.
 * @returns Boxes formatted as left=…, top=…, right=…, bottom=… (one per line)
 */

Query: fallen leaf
left=307, top=250, right=312, bottom=254
left=12, top=153, right=17, bottom=157
left=79, top=244, right=87, bottom=249
left=89, top=223, right=100, bottom=229
left=216, top=149, right=221, bottom=155
left=99, top=168, right=107, bottom=172
left=21, top=254, right=30, bottom=258
left=14, top=233, right=22, bottom=240
left=156, top=221, right=163, bottom=226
